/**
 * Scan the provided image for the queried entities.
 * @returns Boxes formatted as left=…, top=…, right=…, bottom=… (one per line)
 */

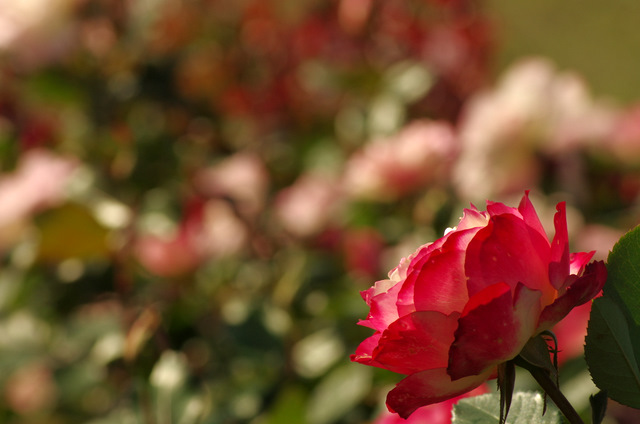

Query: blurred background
left=0, top=0, right=640, bottom=423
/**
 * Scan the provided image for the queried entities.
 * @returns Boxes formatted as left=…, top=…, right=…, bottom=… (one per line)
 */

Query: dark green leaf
left=605, top=225, right=640, bottom=326
left=585, top=297, right=640, bottom=408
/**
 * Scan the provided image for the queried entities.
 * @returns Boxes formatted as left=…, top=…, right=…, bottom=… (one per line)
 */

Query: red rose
left=351, top=192, right=606, bottom=419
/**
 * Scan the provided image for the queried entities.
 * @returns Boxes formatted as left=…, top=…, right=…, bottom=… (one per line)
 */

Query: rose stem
left=526, top=365, right=585, bottom=424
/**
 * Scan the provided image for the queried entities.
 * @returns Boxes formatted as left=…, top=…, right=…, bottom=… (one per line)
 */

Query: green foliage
left=603, top=225, right=640, bottom=326
left=585, top=297, right=640, bottom=408
left=585, top=225, right=640, bottom=409
left=452, top=392, right=561, bottom=424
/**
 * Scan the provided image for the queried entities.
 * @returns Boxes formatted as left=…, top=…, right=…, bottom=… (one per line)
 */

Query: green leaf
left=585, top=296, right=640, bottom=408
left=605, top=225, right=640, bottom=326
left=452, top=392, right=560, bottom=424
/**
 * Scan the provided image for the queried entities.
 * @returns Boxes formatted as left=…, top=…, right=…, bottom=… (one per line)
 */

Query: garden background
left=1, top=0, right=640, bottom=423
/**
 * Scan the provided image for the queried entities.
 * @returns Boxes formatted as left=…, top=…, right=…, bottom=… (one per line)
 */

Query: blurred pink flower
left=136, top=198, right=249, bottom=277
left=372, top=384, right=489, bottom=424
left=275, top=173, right=344, bottom=238
left=0, top=149, right=76, bottom=247
left=197, top=199, right=249, bottom=258
left=0, top=149, right=77, bottom=221
left=575, top=224, right=623, bottom=262
left=135, top=229, right=201, bottom=278
left=343, top=120, right=457, bottom=201
left=193, top=152, right=269, bottom=219
left=606, top=104, right=640, bottom=164
left=4, top=361, right=58, bottom=415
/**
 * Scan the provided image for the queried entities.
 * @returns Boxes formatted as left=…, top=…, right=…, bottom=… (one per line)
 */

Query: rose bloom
left=351, top=192, right=606, bottom=418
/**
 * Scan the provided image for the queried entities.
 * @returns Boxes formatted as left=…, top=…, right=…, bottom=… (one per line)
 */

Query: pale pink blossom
left=193, top=153, right=269, bottom=218
left=275, top=173, right=344, bottom=238
left=197, top=199, right=249, bottom=258
left=343, top=120, right=457, bottom=201
left=605, top=104, right=640, bottom=164
left=575, top=224, right=624, bottom=261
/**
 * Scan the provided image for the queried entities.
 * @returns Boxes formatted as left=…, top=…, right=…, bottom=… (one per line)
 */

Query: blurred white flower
left=0, top=0, right=77, bottom=68
left=453, top=57, right=616, bottom=201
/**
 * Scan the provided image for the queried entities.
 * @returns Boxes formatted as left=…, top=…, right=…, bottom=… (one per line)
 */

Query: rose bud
left=351, top=192, right=606, bottom=419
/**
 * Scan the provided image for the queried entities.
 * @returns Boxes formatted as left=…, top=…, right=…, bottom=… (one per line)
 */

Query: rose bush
left=351, top=192, right=607, bottom=418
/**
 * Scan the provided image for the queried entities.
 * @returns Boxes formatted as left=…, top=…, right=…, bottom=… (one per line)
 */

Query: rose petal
left=362, top=278, right=398, bottom=304
left=373, top=311, right=460, bottom=374
left=457, top=206, right=489, bottom=231
left=517, top=191, right=547, bottom=239
left=410, top=228, right=479, bottom=315
left=396, top=249, right=433, bottom=317
left=447, top=282, right=541, bottom=380
left=360, top=281, right=404, bottom=331
left=536, top=261, right=607, bottom=332
left=486, top=200, right=521, bottom=218
left=548, top=202, right=571, bottom=290
left=387, top=367, right=494, bottom=419
left=351, top=332, right=382, bottom=366
left=465, top=214, right=553, bottom=304
left=569, top=251, right=595, bottom=275
left=511, top=282, right=544, bottom=344
left=395, top=242, right=447, bottom=316
left=375, top=384, right=490, bottom=424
